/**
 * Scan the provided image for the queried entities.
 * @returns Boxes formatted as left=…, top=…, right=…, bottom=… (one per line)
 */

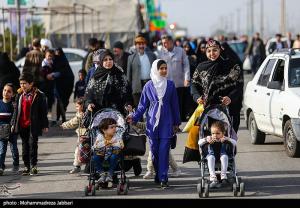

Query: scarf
left=192, top=55, right=242, bottom=107
left=150, top=59, right=167, bottom=130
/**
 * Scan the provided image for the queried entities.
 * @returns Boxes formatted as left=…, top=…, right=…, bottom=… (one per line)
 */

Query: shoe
left=160, top=181, right=169, bottom=189
left=97, top=173, right=106, bottom=183
left=12, top=166, right=19, bottom=174
left=22, top=167, right=30, bottom=176
left=0, top=169, right=4, bottom=176
left=143, top=171, right=155, bottom=179
left=105, top=174, right=113, bottom=183
left=171, top=169, right=181, bottom=177
left=221, top=173, right=228, bottom=180
left=209, top=180, right=220, bottom=189
left=69, top=166, right=81, bottom=174
left=30, top=167, right=38, bottom=175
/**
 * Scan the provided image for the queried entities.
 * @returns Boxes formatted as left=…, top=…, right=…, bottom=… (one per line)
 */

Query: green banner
left=151, top=19, right=166, bottom=29
left=7, top=0, right=27, bottom=5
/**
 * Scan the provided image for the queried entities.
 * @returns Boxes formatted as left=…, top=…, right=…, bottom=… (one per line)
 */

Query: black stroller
left=196, top=104, right=245, bottom=198
left=83, top=108, right=146, bottom=196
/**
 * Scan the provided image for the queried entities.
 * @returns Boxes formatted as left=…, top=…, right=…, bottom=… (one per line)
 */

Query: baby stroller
left=196, top=104, right=245, bottom=198
left=83, top=108, right=145, bottom=196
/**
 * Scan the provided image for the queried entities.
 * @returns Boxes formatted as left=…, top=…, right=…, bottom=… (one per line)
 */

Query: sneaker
left=0, top=169, right=4, bottom=176
left=69, top=166, right=81, bottom=174
left=143, top=171, right=155, bottom=179
left=160, top=181, right=169, bottom=189
left=171, top=169, right=181, bottom=177
left=221, top=173, right=228, bottom=180
left=105, top=175, right=113, bottom=183
left=209, top=180, right=220, bottom=189
left=97, top=173, right=106, bottom=183
left=12, top=166, right=19, bottom=174
left=22, top=167, right=30, bottom=176
left=30, top=167, right=38, bottom=175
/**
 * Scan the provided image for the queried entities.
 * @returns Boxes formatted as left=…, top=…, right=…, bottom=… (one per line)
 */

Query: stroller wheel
left=239, top=182, right=245, bottom=197
left=91, top=185, right=96, bottom=196
left=84, top=186, right=89, bottom=196
left=232, top=183, right=238, bottom=197
left=197, top=183, right=203, bottom=198
left=126, top=178, right=130, bottom=190
left=123, top=183, right=129, bottom=195
left=204, top=182, right=209, bottom=198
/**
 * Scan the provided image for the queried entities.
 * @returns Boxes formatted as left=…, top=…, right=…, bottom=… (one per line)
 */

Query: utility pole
left=16, top=0, right=22, bottom=54
left=260, top=0, right=264, bottom=39
left=2, top=8, right=6, bottom=52
left=91, top=9, right=94, bottom=38
left=280, top=0, right=286, bottom=35
left=250, top=0, right=254, bottom=35
left=73, top=3, right=77, bottom=48
left=81, top=5, right=85, bottom=48
left=237, top=8, right=240, bottom=36
left=97, top=11, right=100, bottom=37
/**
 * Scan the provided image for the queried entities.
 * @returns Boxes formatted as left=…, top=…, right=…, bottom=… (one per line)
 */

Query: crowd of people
left=2, top=30, right=295, bottom=189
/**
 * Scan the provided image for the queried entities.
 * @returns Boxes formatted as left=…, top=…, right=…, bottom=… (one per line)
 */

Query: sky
left=160, top=0, right=300, bottom=38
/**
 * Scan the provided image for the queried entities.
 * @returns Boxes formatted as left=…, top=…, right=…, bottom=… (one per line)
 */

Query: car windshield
left=289, top=58, right=300, bottom=87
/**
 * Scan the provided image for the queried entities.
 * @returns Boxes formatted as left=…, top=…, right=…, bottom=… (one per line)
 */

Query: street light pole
left=73, top=3, right=77, bottom=48
left=16, top=0, right=22, bottom=54
left=2, top=8, right=6, bottom=52
left=280, top=0, right=286, bottom=35
left=81, top=5, right=85, bottom=48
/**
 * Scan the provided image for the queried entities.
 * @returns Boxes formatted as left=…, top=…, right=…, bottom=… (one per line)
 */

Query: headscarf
left=192, top=40, right=243, bottom=107
left=93, top=49, right=115, bottom=81
left=150, top=59, right=167, bottom=130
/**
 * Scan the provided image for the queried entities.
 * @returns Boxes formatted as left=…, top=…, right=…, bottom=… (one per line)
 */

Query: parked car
left=243, top=48, right=300, bottom=157
left=14, top=48, right=88, bottom=84
left=265, top=37, right=288, bottom=56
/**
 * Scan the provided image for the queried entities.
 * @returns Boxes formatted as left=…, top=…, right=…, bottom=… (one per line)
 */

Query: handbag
left=0, top=124, right=11, bottom=140
left=170, top=134, right=177, bottom=149
left=123, top=127, right=147, bottom=156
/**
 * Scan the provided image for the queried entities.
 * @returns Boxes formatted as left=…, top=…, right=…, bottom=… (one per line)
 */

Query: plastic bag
left=243, top=56, right=251, bottom=70
left=182, top=104, right=204, bottom=132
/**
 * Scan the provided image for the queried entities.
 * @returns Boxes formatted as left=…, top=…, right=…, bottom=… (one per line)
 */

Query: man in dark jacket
left=113, top=41, right=130, bottom=74
left=11, top=73, right=49, bottom=176
left=246, top=32, right=266, bottom=75
left=268, top=33, right=287, bottom=54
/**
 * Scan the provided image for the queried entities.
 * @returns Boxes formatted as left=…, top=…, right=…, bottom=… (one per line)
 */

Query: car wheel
left=248, top=112, right=266, bottom=144
left=283, top=120, right=300, bottom=157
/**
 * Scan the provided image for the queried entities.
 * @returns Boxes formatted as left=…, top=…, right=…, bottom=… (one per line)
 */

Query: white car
left=15, top=48, right=88, bottom=84
left=243, top=48, right=300, bottom=157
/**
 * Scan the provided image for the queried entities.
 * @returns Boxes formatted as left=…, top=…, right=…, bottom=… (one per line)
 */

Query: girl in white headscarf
left=127, top=59, right=181, bottom=189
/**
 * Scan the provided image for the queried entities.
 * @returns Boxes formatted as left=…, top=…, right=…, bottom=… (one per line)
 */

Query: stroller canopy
left=197, top=105, right=238, bottom=141
left=91, top=108, right=126, bottom=138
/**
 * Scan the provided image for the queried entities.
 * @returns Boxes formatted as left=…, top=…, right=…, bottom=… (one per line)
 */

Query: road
left=1, top=73, right=300, bottom=199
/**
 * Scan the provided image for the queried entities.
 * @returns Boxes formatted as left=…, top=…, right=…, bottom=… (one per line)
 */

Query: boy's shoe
left=209, top=180, right=220, bottom=188
left=143, top=171, right=155, bottom=179
left=30, top=167, right=38, bottom=175
left=69, top=166, right=81, bottom=174
left=22, top=167, right=30, bottom=176
left=12, top=166, right=19, bottom=174
left=0, top=169, right=4, bottom=176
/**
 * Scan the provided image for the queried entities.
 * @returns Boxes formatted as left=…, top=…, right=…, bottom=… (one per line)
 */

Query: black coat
left=11, top=88, right=49, bottom=137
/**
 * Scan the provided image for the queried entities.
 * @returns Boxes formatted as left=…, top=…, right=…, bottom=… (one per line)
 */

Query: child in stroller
left=198, top=120, right=236, bottom=188
left=84, top=108, right=130, bottom=196
left=92, top=117, right=123, bottom=188
left=196, top=105, right=245, bottom=198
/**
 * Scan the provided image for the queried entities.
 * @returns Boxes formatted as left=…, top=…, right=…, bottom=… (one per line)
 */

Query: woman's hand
left=197, top=97, right=205, bottom=104
left=87, top=104, right=95, bottom=112
left=220, top=96, right=231, bottom=106
left=221, top=137, right=228, bottom=143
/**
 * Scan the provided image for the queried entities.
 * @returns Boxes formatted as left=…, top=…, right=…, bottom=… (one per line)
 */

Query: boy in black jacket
left=11, top=73, right=49, bottom=175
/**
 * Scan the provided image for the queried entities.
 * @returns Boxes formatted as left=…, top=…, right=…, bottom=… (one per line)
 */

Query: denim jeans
left=93, top=153, right=119, bottom=176
left=0, top=134, right=19, bottom=170
left=207, top=142, right=228, bottom=157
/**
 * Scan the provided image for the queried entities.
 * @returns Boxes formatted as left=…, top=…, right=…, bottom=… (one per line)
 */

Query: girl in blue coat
left=127, top=59, right=181, bottom=188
